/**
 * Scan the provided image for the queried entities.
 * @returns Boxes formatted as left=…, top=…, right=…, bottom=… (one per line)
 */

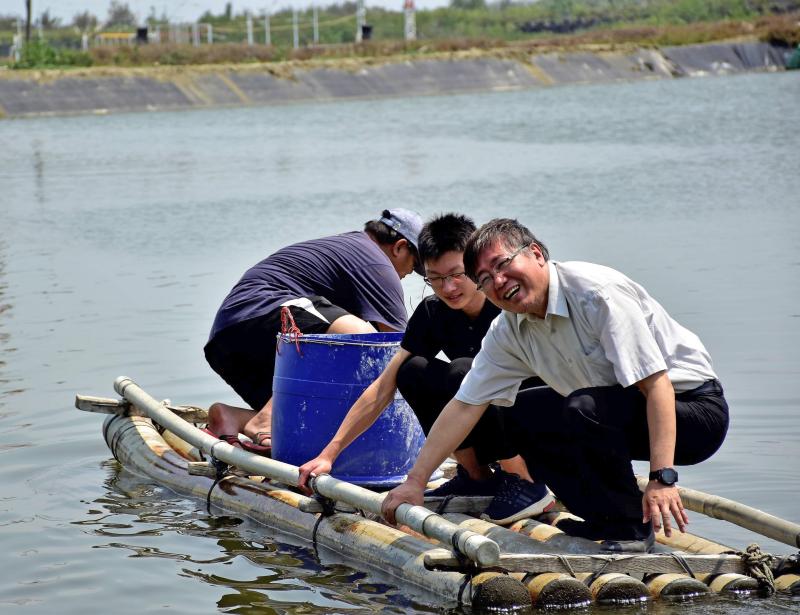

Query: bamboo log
left=582, top=573, right=648, bottom=603
left=76, top=394, right=209, bottom=422
left=636, top=475, right=800, bottom=548
left=774, top=574, right=800, bottom=594
left=649, top=529, right=759, bottom=593
left=458, top=519, right=648, bottom=606
left=519, top=572, right=592, bottom=608
left=424, top=551, right=746, bottom=575
left=508, top=516, right=712, bottom=600
left=438, top=514, right=591, bottom=608
left=108, top=377, right=500, bottom=567
left=102, top=413, right=530, bottom=610
left=644, top=573, right=709, bottom=598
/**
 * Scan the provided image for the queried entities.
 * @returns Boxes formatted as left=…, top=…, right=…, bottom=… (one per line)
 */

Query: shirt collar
left=514, top=261, right=569, bottom=329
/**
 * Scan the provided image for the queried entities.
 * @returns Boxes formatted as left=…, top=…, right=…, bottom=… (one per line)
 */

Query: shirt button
left=468, top=326, right=473, bottom=331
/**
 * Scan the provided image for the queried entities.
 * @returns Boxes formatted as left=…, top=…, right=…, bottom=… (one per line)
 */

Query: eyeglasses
left=476, top=245, right=528, bottom=291
left=424, top=272, right=468, bottom=288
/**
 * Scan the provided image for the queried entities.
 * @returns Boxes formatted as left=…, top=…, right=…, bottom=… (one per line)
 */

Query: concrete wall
left=0, top=42, right=789, bottom=119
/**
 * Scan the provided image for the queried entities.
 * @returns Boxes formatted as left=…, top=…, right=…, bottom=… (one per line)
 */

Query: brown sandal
left=201, top=427, right=241, bottom=447
left=240, top=431, right=271, bottom=456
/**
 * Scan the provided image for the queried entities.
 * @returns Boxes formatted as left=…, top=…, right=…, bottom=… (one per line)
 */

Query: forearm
left=406, top=399, right=489, bottom=487
left=640, top=371, right=676, bottom=471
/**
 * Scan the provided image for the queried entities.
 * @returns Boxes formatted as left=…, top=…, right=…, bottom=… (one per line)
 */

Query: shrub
left=12, top=39, right=93, bottom=68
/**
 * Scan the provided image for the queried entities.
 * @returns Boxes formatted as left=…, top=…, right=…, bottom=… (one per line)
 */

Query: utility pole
left=25, top=0, right=32, bottom=43
left=404, top=0, right=416, bottom=42
left=264, top=12, right=271, bottom=46
left=246, top=11, right=254, bottom=45
left=355, top=0, right=365, bottom=43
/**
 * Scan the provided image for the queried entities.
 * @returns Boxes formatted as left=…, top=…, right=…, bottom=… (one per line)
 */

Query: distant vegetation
left=1, top=0, right=798, bottom=69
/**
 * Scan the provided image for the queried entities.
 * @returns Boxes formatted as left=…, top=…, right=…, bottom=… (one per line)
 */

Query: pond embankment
left=0, top=41, right=790, bottom=119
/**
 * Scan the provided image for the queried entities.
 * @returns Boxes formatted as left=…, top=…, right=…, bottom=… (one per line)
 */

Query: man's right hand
left=380, top=478, right=425, bottom=525
left=297, top=456, right=333, bottom=495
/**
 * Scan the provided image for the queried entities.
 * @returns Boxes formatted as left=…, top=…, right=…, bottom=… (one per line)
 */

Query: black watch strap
left=649, top=467, right=679, bottom=485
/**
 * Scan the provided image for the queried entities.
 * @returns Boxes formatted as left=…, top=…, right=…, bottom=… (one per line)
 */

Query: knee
left=207, top=402, right=233, bottom=430
left=396, top=355, right=427, bottom=398
left=445, top=357, right=473, bottom=389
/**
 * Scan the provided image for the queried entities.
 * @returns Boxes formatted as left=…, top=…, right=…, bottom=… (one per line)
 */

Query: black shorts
left=204, top=296, right=350, bottom=410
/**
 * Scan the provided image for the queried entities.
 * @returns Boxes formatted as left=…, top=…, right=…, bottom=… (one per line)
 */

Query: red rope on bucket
left=278, top=306, right=303, bottom=356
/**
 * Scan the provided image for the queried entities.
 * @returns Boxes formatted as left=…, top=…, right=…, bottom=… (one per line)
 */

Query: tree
left=38, top=8, right=60, bottom=28
left=449, top=0, right=487, bottom=9
left=106, top=1, right=137, bottom=28
left=72, top=10, right=98, bottom=32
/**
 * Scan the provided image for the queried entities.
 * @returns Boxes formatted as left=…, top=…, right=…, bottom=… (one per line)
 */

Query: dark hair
left=417, top=213, right=476, bottom=263
left=364, top=212, right=421, bottom=264
left=463, top=218, right=550, bottom=280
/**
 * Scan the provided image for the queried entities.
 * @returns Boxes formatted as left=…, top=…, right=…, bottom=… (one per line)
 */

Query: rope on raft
left=726, top=544, right=777, bottom=595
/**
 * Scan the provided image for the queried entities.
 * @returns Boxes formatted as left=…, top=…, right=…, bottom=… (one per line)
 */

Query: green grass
left=2, top=3, right=798, bottom=69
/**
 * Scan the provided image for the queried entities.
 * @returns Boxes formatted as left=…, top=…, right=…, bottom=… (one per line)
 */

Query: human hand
left=380, top=480, right=425, bottom=525
left=643, top=482, right=689, bottom=537
left=297, top=456, right=333, bottom=495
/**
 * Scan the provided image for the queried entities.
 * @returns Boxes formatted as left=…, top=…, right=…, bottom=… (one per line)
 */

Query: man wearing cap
left=204, top=209, right=424, bottom=451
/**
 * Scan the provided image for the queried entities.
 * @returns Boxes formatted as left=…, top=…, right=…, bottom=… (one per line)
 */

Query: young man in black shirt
left=298, top=213, right=554, bottom=524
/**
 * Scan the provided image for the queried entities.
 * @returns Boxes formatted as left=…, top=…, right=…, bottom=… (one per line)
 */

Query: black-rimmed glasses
left=475, top=245, right=528, bottom=291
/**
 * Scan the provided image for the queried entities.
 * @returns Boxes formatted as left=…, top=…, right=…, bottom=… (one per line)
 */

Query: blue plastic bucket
left=271, top=332, right=426, bottom=487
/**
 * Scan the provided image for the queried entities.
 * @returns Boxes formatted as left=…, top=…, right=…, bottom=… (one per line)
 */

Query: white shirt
left=457, top=261, right=717, bottom=406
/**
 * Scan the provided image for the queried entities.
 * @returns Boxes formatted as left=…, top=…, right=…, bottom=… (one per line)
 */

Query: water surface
left=0, top=71, right=799, bottom=614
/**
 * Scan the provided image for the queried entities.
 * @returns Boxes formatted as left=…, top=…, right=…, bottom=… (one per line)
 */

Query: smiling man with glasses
left=381, top=218, right=729, bottom=553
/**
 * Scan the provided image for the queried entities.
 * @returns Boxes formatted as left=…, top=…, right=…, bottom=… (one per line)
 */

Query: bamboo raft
left=77, top=377, right=800, bottom=610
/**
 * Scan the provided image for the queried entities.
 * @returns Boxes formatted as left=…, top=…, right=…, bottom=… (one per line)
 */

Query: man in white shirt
left=381, top=218, right=729, bottom=552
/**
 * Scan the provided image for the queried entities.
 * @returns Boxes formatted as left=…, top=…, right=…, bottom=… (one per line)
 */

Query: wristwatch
left=649, top=467, right=679, bottom=486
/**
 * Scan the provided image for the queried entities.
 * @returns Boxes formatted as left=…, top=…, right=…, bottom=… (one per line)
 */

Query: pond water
left=0, top=70, right=798, bottom=614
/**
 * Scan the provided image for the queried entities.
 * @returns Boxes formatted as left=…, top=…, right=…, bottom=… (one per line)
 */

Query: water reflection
left=77, top=462, right=444, bottom=614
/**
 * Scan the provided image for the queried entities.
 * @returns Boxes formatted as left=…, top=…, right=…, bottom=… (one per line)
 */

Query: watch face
left=660, top=468, right=679, bottom=485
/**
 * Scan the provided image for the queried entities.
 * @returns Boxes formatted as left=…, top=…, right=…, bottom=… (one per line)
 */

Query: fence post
left=264, top=14, right=271, bottom=46
left=246, top=12, right=254, bottom=45
left=292, top=9, right=299, bottom=49
left=404, top=0, right=416, bottom=41
left=313, top=6, right=319, bottom=45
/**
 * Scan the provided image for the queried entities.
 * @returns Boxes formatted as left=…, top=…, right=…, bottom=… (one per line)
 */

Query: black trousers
left=396, top=356, right=519, bottom=465
left=503, top=380, right=729, bottom=528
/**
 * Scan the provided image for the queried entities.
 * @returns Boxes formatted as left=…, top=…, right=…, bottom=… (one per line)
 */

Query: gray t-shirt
left=209, top=231, right=407, bottom=339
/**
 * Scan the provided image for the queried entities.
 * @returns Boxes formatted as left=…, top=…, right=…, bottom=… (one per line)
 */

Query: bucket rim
left=276, top=332, right=401, bottom=348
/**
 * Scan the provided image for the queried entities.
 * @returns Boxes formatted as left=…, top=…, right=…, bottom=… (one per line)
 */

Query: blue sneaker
left=424, top=464, right=497, bottom=497
left=480, top=472, right=555, bottom=525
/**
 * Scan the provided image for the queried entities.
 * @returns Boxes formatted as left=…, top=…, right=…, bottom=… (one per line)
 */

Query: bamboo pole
left=651, top=528, right=774, bottom=593
left=110, top=377, right=500, bottom=568
left=441, top=514, right=592, bottom=608
left=444, top=515, right=649, bottom=604
left=509, top=515, right=709, bottom=599
left=636, top=476, right=800, bottom=548
left=102, top=414, right=530, bottom=609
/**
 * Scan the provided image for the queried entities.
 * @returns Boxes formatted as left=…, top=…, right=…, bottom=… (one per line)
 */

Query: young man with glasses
left=381, top=218, right=728, bottom=553
left=297, top=213, right=555, bottom=524
left=203, top=209, right=424, bottom=453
